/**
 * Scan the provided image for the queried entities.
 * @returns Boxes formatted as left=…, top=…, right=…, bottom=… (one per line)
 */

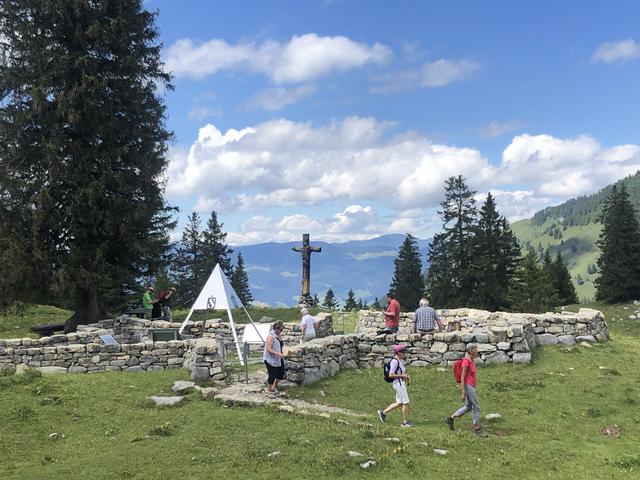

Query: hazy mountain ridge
left=233, top=234, right=430, bottom=307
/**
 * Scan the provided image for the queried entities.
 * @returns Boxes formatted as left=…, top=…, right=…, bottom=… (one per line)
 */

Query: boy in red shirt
left=446, top=344, right=487, bottom=437
left=378, top=292, right=401, bottom=334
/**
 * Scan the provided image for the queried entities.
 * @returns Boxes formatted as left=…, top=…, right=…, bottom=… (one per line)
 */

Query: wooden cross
left=292, top=233, right=321, bottom=306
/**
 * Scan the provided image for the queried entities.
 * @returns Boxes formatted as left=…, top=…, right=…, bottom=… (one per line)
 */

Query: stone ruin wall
left=0, top=308, right=608, bottom=386
left=283, top=308, right=608, bottom=384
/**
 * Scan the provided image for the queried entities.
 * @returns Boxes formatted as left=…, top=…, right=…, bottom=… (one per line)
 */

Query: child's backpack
left=383, top=359, right=398, bottom=383
left=453, top=359, right=464, bottom=383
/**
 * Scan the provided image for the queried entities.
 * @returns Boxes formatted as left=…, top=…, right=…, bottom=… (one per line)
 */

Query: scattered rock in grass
left=348, top=451, right=364, bottom=457
left=601, top=425, right=621, bottom=438
left=268, top=451, right=281, bottom=458
left=434, top=449, right=448, bottom=456
left=385, top=437, right=400, bottom=443
left=629, top=314, right=637, bottom=319
left=279, top=405, right=295, bottom=413
left=421, top=442, right=429, bottom=447
left=38, top=366, right=67, bottom=375
left=558, top=373, right=566, bottom=377
left=580, top=342, right=593, bottom=348
left=319, top=390, right=325, bottom=397
left=436, top=367, right=447, bottom=373
left=598, top=366, right=606, bottom=370
left=485, top=413, right=501, bottom=420
left=15, top=364, right=29, bottom=375
left=569, top=368, right=575, bottom=370
left=147, top=396, right=185, bottom=407
left=48, top=432, right=64, bottom=441
left=200, top=387, right=218, bottom=399
left=360, top=459, right=376, bottom=469
left=171, top=381, right=196, bottom=394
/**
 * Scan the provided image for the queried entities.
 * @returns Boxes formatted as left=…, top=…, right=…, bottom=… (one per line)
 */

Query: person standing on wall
left=162, top=287, right=176, bottom=321
left=142, top=286, right=155, bottom=319
left=263, top=320, right=286, bottom=398
left=413, top=298, right=444, bottom=333
left=378, top=292, right=401, bottom=334
left=299, top=308, right=318, bottom=342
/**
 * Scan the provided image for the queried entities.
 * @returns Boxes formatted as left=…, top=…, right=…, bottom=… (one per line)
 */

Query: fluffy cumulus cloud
left=167, top=116, right=493, bottom=212
left=371, top=58, right=480, bottom=93
left=591, top=39, right=640, bottom=63
left=164, top=33, right=391, bottom=83
left=168, top=116, right=640, bottom=243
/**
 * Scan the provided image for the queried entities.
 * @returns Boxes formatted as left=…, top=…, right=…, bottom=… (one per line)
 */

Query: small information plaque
left=99, top=334, right=118, bottom=345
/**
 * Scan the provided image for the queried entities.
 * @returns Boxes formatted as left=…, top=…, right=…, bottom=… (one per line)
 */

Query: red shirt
left=461, top=356, right=477, bottom=387
left=385, top=299, right=401, bottom=327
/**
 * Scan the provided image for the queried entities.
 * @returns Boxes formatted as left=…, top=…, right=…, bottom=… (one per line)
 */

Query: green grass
left=2, top=303, right=640, bottom=478
left=0, top=305, right=71, bottom=339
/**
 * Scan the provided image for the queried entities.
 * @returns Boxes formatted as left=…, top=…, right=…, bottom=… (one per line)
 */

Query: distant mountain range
left=232, top=234, right=430, bottom=307
left=512, top=170, right=640, bottom=301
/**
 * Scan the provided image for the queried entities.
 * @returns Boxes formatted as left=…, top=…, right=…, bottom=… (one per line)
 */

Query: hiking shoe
left=378, top=410, right=386, bottom=423
left=474, top=429, right=488, bottom=437
left=446, top=416, right=455, bottom=430
left=401, top=422, right=413, bottom=428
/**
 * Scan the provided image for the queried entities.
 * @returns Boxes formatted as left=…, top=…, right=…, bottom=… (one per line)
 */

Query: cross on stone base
left=292, top=233, right=321, bottom=307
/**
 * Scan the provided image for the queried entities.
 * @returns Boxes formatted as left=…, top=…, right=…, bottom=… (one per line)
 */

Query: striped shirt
left=414, top=306, right=440, bottom=331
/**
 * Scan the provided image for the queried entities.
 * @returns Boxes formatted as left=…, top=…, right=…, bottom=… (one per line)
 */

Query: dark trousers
left=265, top=361, right=285, bottom=385
left=377, top=326, right=399, bottom=335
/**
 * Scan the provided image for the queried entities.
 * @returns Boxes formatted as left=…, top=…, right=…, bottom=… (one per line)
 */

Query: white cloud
left=246, top=84, right=317, bottom=111
left=479, top=121, right=524, bottom=139
left=371, top=58, right=480, bottom=93
left=591, top=39, right=640, bottom=63
left=164, top=33, right=391, bottom=83
left=167, top=117, right=492, bottom=211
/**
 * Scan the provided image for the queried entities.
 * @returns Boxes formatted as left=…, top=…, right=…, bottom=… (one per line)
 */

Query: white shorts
left=392, top=381, right=409, bottom=404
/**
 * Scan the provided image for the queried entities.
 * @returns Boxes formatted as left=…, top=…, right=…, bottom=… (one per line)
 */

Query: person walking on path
left=413, top=298, right=444, bottom=333
left=378, top=344, right=413, bottom=427
left=263, top=320, right=286, bottom=398
left=446, top=344, right=487, bottom=437
left=299, top=308, right=318, bottom=342
left=378, top=292, right=401, bottom=334
left=142, top=286, right=155, bottom=319
left=161, top=287, right=176, bottom=321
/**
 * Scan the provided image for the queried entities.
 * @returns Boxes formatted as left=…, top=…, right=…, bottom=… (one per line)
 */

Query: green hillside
left=511, top=170, right=640, bottom=302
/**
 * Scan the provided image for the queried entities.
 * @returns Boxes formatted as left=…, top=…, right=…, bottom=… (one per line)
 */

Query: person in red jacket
left=446, top=344, right=487, bottom=437
left=378, top=292, right=401, bottom=334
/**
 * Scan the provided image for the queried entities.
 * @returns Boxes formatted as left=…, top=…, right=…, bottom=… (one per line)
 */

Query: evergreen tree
left=389, top=234, right=423, bottom=310
left=312, top=294, right=320, bottom=307
left=357, top=299, right=364, bottom=310
left=0, top=1, right=175, bottom=329
left=540, top=249, right=560, bottom=308
left=469, top=192, right=520, bottom=311
left=371, top=297, right=382, bottom=310
left=322, top=287, right=338, bottom=310
left=344, top=289, right=358, bottom=311
left=173, top=212, right=204, bottom=306
left=551, top=252, right=578, bottom=305
left=595, top=185, right=640, bottom=302
left=425, top=176, right=477, bottom=307
left=201, top=211, right=234, bottom=277
left=508, top=249, right=557, bottom=313
left=231, top=253, right=253, bottom=305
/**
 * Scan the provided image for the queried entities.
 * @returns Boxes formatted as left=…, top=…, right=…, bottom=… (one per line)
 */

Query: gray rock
left=575, top=335, right=596, bottom=343
left=430, top=342, right=448, bottom=354
left=535, top=334, right=558, bottom=346
left=190, top=366, right=210, bottom=381
left=172, top=380, right=196, bottom=393
left=200, top=387, right=218, bottom=400
left=557, top=335, right=576, bottom=346
left=69, top=366, right=87, bottom=374
left=434, top=449, right=448, bottom=456
left=409, top=360, right=428, bottom=367
left=484, top=351, right=509, bottom=364
left=512, top=353, right=532, bottom=364
left=15, top=363, right=29, bottom=375
left=474, top=333, right=489, bottom=343
left=147, top=395, right=185, bottom=407
left=126, top=366, right=145, bottom=373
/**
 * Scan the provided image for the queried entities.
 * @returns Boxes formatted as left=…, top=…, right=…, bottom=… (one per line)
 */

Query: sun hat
left=393, top=344, right=407, bottom=353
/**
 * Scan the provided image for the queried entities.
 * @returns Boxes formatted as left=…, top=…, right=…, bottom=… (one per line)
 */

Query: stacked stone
left=283, top=335, right=359, bottom=384
left=79, top=316, right=184, bottom=343
left=183, top=339, right=226, bottom=381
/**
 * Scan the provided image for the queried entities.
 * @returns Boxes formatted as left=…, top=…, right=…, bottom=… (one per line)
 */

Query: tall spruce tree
left=173, top=212, right=204, bottom=306
left=322, top=287, right=338, bottom=310
left=551, top=252, right=578, bottom=305
left=595, top=185, right=640, bottom=302
left=344, top=289, right=358, bottom=311
left=508, top=249, right=557, bottom=313
left=231, top=253, right=253, bottom=305
left=540, top=249, right=560, bottom=308
left=425, top=176, right=477, bottom=307
left=469, top=192, right=520, bottom=311
left=389, top=234, right=423, bottom=310
left=201, top=211, right=233, bottom=277
left=0, top=1, right=175, bottom=330
left=371, top=297, right=382, bottom=310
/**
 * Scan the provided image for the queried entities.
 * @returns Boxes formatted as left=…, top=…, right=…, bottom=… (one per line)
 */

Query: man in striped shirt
left=413, top=298, right=443, bottom=333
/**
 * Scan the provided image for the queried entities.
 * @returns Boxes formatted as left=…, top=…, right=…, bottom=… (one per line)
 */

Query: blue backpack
left=383, top=359, right=399, bottom=383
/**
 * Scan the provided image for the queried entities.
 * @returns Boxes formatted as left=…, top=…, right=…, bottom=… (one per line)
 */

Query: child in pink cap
left=378, top=344, right=412, bottom=427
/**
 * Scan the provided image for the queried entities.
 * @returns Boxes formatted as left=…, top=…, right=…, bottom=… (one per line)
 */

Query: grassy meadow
left=1, top=303, right=640, bottom=479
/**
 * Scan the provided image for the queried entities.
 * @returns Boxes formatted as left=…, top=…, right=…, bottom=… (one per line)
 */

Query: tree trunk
left=64, top=286, right=109, bottom=333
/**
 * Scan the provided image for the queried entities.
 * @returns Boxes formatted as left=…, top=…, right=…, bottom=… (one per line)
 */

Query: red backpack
left=453, top=359, right=464, bottom=383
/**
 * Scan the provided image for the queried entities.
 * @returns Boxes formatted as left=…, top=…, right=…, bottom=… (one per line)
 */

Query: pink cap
left=393, top=344, right=406, bottom=353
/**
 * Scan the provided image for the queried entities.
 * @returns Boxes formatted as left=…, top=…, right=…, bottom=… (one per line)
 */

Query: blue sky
left=149, top=0, right=640, bottom=244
